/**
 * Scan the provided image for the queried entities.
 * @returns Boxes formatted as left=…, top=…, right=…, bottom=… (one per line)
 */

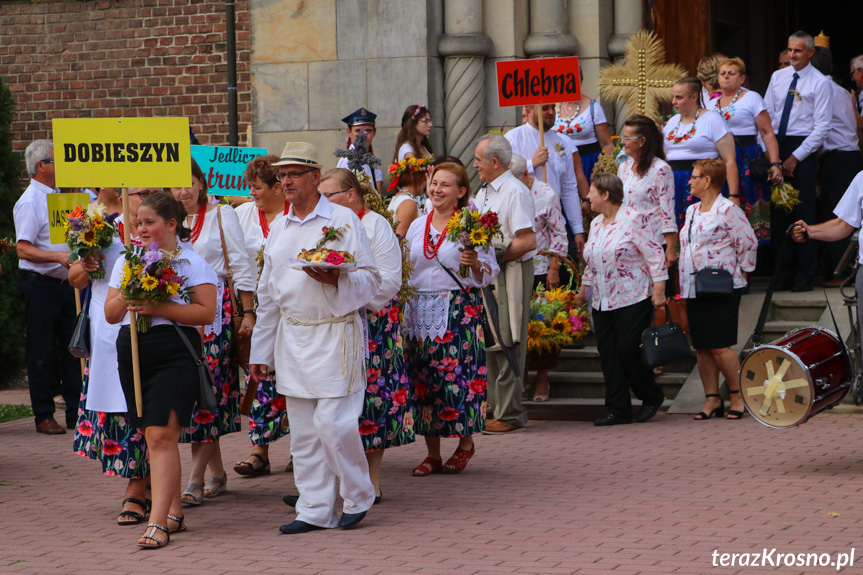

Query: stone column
left=608, top=0, right=641, bottom=131
left=523, top=0, right=578, bottom=57
left=437, top=0, right=492, bottom=189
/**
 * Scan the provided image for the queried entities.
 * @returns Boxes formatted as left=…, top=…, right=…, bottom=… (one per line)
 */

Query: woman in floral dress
left=320, top=167, right=411, bottom=502
left=402, top=162, right=499, bottom=476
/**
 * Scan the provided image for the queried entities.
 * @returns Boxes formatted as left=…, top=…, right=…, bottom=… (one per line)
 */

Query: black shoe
left=338, top=511, right=366, bottom=529
left=283, top=494, right=299, bottom=507
left=593, top=412, right=632, bottom=426
left=635, top=402, right=662, bottom=423
left=279, top=520, right=325, bottom=534
left=775, top=278, right=793, bottom=291
left=374, top=490, right=382, bottom=505
left=791, top=278, right=813, bottom=292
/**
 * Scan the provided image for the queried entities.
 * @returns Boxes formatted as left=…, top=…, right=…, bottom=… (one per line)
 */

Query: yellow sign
left=53, top=117, right=192, bottom=188
left=47, top=193, right=91, bottom=244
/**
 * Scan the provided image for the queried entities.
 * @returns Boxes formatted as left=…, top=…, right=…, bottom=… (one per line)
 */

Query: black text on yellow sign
left=52, top=117, right=192, bottom=188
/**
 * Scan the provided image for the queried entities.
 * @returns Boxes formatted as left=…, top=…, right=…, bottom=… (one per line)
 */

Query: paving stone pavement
left=2, top=392, right=863, bottom=574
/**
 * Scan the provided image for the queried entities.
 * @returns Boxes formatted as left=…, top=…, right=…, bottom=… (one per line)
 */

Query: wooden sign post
left=495, top=56, right=582, bottom=183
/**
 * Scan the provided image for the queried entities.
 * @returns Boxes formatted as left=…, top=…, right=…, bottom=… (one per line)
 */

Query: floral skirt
left=246, top=370, right=290, bottom=447
left=404, top=289, right=487, bottom=438
left=180, top=285, right=241, bottom=443
left=360, top=300, right=415, bottom=452
left=672, top=168, right=730, bottom=228
left=73, top=364, right=149, bottom=479
left=735, top=144, right=771, bottom=245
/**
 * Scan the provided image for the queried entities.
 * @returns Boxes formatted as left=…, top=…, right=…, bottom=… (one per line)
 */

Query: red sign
left=496, top=57, right=581, bottom=107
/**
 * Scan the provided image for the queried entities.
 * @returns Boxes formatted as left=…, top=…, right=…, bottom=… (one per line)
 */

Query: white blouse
left=618, top=157, right=677, bottom=242
left=235, top=201, right=288, bottom=275
left=663, top=109, right=729, bottom=161
left=185, top=204, right=256, bottom=292
left=552, top=100, right=608, bottom=147
left=397, top=142, right=430, bottom=162
left=706, top=89, right=767, bottom=137
left=360, top=210, right=402, bottom=313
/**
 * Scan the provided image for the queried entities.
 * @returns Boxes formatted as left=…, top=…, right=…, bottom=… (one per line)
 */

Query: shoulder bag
left=216, top=206, right=251, bottom=370
left=68, top=288, right=92, bottom=359
left=732, top=134, right=770, bottom=180
left=641, top=304, right=691, bottom=368
left=687, top=208, right=734, bottom=296
left=172, top=321, right=217, bottom=412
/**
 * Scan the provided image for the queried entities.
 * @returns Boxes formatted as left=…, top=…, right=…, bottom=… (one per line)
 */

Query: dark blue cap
left=341, top=107, right=376, bottom=128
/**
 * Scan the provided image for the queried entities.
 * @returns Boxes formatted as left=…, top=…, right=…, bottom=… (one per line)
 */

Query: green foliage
left=0, top=404, right=32, bottom=424
left=0, top=76, right=25, bottom=383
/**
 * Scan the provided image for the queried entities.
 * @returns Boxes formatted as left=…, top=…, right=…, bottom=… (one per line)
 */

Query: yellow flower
left=81, top=230, right=98, bottom=247
left=469, top=228, right=489, bottom=246
left=166, top=281, right=179, bottom=296
left=141, top=275, right=159, bottom=291
left=92, top=216, right=105, bottom=230
left=550, top=313, right=570, bottom=334
left=447, top=210, right=462, bottom=230
left=469, top=210, right=480, bottom=220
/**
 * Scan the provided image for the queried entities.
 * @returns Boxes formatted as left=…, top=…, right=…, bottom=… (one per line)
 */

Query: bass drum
left=740, top=327, right=851, bottom=428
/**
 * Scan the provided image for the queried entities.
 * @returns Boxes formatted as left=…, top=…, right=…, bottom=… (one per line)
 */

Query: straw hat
left=272, top=142, right=323, bottom=168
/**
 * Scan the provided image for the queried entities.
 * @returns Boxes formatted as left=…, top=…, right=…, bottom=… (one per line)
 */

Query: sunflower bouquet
left=771, top=182, right=801, bottom=213
left=445, top=207, right=502, bottom=278
left=527, top=285, right=591, bottom=357
left=64, top=203, right=119, bottom=279
left=119, top=242, right=192, bottom=333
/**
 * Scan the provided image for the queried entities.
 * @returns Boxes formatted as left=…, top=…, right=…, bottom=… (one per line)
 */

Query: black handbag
left=733, top=135, right=770, bottom=180
left=641, top=305, right=691, bottom=369
left=172, top=322, right=218, bottom=412
left=68, top=290, right=92, bottom=359
left=687, top=210, right=734, bottom=295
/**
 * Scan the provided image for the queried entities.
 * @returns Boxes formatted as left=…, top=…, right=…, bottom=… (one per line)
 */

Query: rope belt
left=279, top=310, right=362, bottom=393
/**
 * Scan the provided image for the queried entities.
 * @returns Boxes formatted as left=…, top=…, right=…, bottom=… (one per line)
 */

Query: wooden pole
left=239, top=122, right=259, bottom=416
left=121, top=187, right=144, bottom=417
left=74, top=288, right=85, bottom=379
left=535, top=103, right=547, bottom=183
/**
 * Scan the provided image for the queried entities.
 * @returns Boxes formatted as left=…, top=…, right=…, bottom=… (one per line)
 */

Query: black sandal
left=726, top=389, right=745, bottom=419
left=693, top=394, right=724, bottom=420
left=137, top=523, right=170, bottom=549
left=233, top=452, right=271, bottom=476
left=117, top=497, right=147, bottom=526
left=167, top=514, right=187, bottom=533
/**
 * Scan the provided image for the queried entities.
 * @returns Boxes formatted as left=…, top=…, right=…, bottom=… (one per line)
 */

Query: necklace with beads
left=188, top=204, right=208, bottom=243
left=423, top=210, right=448, bottom=260
left=561, top=101, right=582, bottom=118
left=667, top=109, right=701, bottom=145
left=258, top=202, right=290, bottom=239
left=716, top=88, right=743, bottom=121
left=117, top=222, right=141, bottom=246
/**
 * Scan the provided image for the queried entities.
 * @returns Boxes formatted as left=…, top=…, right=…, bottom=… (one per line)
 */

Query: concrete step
left=760, top=320, right=814, bottom=342
left=525, top=371, right=688, bottom=399
left=769, top=299, right=826, bottom=322
left=554, top=346, right=697, bottom=374
left=526, top=397, right=673, bottom=422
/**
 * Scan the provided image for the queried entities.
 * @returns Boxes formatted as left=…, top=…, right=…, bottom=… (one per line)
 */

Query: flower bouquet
left=387, top=156, right=434, bottom=193
left=0, top=237, right=14, bottom=256
left=771, top=182, right=801, bottom=213
left=119, top=242, right=192, bottom=332
left=64, top=203, right=119, bottom=279
left=526, top=278, right=591, bottom=371
left=445, top=206, right=502, bottom=277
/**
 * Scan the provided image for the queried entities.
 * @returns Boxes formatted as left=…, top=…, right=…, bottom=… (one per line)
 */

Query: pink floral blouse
left=678, top=196, right=757, bottom=298
left=530, top=179, right=569, bottom=275
left=581, top=208, right=668, bottom=311
left=618, top=157, right=677, bottom=243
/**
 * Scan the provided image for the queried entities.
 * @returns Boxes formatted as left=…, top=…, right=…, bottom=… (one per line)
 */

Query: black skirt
left=116, top=324, right=200, bottom=428
left=686, top=290, right=743, bottom=350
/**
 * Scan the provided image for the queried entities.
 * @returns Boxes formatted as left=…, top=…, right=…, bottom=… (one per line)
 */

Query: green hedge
left=0, top=76, right=25, bottom=384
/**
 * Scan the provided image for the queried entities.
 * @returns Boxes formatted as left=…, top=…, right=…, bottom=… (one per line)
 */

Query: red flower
left=102, top=440, right=124, bottom=456
left=366, top=367, right=381, bottom=383
left=415, top=381, right=428, bottom=398
left=77, top=420, right=94, bottom=437
left=434, top=331, right=454, bottom=344
left=469, top=378, right=487, bottom=394
left=368, top=340, right=378, bottom=353
left=387, top=306, right=400, bottom=323
left=439, top=407, right=462, bottom=421
left=97, top=412, right=106, bottom=426
left=392, top=388, right=408, bottom=406
left=272, top=396, right=286, bottom=411
left=439, top=356, right=458, bottom=372
left=194, top=410, right=216, bottom=424
left=463, top=305, right=478, bottom=318
left=359, top=420, right=381, bottom=435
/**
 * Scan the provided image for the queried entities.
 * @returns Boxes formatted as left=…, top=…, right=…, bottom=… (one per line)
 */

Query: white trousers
left=286, top=391, right=375, bottom=528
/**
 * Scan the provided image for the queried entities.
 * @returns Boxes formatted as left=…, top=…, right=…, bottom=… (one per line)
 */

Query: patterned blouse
left=618, top=157, right=677, bottom=244
left=678, top=196, right=758, bottom=298
left=530, top=178, right=569, bottom=275
left=581, top=208, right=668, bottom=311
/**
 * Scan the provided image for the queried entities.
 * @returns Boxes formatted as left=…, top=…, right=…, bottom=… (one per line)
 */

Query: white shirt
left=764, top=62, right=833, bottom=161
left=234, top=201, right=287, bottom=274
left=551, top=100, right=609, bottom=147
left=249, top=195, right=382, bottom=398
left=336, top=148, right=384, bottom=186
left=397, top=142, right=430, bottom=162
left=706, top=89, right=767, bottom=137
left=108, top=246, right=218, bottom=328
left=822, top=80, right=859, bottom=152
left=663, top=110, right=729, bottom=161
left=13, top=179, right=69, bottom=279
left=359, top=210, right=402, bottom=312
left=185, top=204, right=256, bottom=292
left=474, top=170, right=538, bottom=261
left=833, top=171, right=863, bottom=264
left=505, top=123, right=583, bottom=234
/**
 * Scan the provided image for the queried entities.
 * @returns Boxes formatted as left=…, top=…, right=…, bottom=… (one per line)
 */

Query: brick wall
left=0, top=0, right=251, bottom=162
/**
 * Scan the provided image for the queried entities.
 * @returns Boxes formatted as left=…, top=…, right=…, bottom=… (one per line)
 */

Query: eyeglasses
left=322, top=189, right=349, bottom=199
left=689, top=175, right=707, bottom=180
left=621, top=136, right=642, bottom=141
left=419, top=118, right=433, bottom=125
left=40, top=159, right=54, bottom=164
left=279, top=167, right=316, bottom=182
left=129, top=189, right=157, bottom=198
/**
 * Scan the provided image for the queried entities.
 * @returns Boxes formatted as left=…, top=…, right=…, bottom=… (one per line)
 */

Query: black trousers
left=818, top=150, right=863, bottom=275
left=772, top=136, right=817, bottom=282
left=17, top=271, right=82, bottom=425
left=592, top=298, right=664, bottom=417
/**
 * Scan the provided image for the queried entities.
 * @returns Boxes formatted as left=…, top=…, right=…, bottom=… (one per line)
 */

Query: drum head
left=740, top=347, right=811, bottom=428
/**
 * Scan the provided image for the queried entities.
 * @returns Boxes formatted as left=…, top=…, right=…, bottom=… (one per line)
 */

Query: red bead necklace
left=117, top=222, right=140, bottom=246
left=189, top=204, right=208, bottom=243
left=258, top=202, right=290, bottom=239
left=423, top=210, right=448, bottom=260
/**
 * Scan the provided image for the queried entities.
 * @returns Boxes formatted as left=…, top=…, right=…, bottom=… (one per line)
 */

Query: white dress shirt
left=505, top=123, right=583, bottom=234
left=763, top=62, right=833, bottom=161
left=822, top=80, right=859, bottom=152
left=359, top=210, right=402, bottom=313
left=473, top=170, right=538, bottom=261
left=13, top=179, right=69, bottom=279
left=833, top=171, right=863, bottom=264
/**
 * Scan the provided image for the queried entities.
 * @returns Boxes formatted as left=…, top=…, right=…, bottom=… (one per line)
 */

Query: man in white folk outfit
left=249, top=142, right=381, bottom=534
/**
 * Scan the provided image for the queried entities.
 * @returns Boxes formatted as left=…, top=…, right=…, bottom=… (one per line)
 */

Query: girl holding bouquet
left=105, top=193, right=217, bottom=548
left=402, top=162, right=499, bottom=476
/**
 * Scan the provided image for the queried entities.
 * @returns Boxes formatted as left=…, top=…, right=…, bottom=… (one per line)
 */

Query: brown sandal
left=443, top=445, right=475, bottom=474
left=412, top=457, right=443, bottom=477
